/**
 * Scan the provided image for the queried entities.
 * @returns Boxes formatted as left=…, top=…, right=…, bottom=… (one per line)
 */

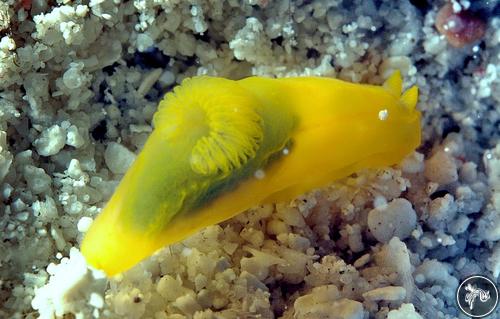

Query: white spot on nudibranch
left=254, top=169, right=266, bottom=180
left=282, top=148, right=289, bottom=155
left=378, top=109, right=389, bottom=121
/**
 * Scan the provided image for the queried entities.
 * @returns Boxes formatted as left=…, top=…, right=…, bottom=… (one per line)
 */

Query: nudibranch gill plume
left=81, top=71, right=421, bottom=275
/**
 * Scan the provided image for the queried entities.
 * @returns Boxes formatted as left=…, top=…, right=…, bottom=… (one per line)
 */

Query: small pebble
left=387, top=303, right=423, bottom=319
left=104, top=142, right=136, bottom=174
left=424, top=150, right=458, bottom=185
left=24, top=165, right=52, bottom=195
left=77, top=217, right=93, bottom=233
left=367, top=198, right=417, bottom=243
left=435, top=3, right=486, bottom=48
left=88, top=292, right=104, bottom=309
left=34, top=125, right=66, bottom=156
left=16, top=212, right=29, bottom=221
left=363, top=286, right=406, bottom=301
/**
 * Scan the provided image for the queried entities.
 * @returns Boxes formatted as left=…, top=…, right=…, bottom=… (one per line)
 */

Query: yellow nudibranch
left=81, top=71, right=421, bottom=275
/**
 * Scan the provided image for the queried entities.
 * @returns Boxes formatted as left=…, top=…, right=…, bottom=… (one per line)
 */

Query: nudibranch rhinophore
left=81, top=71, right=421, bottom=275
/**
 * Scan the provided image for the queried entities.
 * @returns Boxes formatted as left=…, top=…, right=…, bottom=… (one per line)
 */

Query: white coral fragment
left=362, top=286, right=406, bottom=302
left=31, top=248, right=107, bottom=319
left=104, top=142, right=136, bottom=174
left=387, top=303, right=423, bottom=319
left=424, top=150, right=458, bottom=185
left=34, top=125, right=66, bottom=156
left=0, top=131, right=12, bottom=182
left=367, top=198, right=417, bottom=243
left=294, top=286, right=364, bottom=319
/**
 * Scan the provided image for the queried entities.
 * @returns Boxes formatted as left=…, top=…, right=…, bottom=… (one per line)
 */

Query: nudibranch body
left=81, top=72, right=421, bottom=275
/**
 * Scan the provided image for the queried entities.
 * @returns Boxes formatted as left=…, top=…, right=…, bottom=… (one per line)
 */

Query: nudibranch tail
left=81, top=72, right=421, bottom=276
